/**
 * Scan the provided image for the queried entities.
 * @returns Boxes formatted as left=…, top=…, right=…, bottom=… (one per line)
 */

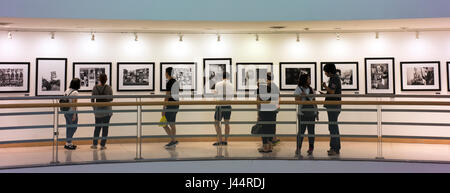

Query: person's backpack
left=94, top=85, right=108, bottom=102
left=59, top=90, right=75, bottom=111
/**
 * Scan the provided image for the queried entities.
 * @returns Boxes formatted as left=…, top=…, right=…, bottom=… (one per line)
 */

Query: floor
left=0, top=141, right=449, bottom=169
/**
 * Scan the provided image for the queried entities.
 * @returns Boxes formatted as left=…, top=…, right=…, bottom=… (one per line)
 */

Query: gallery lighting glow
left=91, top=32, right=95, bottom=41
left=7, top=31, right=12, bottom=39
left=134, top=32, right=138, bottom=41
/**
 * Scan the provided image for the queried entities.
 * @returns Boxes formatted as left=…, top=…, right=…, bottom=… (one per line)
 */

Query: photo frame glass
left=161, top=63, right=197, bottom=91
left=280, top=62, right=316, bottom=90
left=401, top=62, right=440, bottom=91
left=365, top=58, right=395, bottom=94
left=204, top=58, right=232, bottom=94
left=321, top=62, right=358, bottom=90
left=236, top=63, right=273, bottom=91
left=73, top=63, right=112, bottom=92
left=36, top=58, right=67, bottom=96
left=0, top=63, right=30, bottom=93
left=118, top=63, right=154, bottom=91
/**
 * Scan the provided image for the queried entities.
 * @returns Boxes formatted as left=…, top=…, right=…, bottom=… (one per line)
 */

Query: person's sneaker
left=90, top=145, right=97, bottom=149
left=100, top=146, right=107, bottom=150
left=64, top=144, right=76, bottom=150
left=307, top=148, right=314, bottom=155
left=327, top=149, right=340, bottom=156
left=272, top=138, right=280, bottom=146
left=221, top=141, right=228, bottom=146
left=165, top=141, right=178, bottom=148
left=213, top=142, right=221, bottom=146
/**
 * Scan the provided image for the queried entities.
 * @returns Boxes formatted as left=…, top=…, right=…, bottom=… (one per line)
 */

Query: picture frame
left=117, top=62, right=155, bottom=92
left=0, top=62, right=30, bottom=93
left=320, top=62, right=359, bottom=91
left=35, top=58, right=67, bottom=96
left=73, top=62, right=112, bottom=92
left=400, top=61, right=441, bottom=91
left=448, top=62, right=450, bottom=91
left=364, top=58, right=395, bottom=94
left=203, top=58, right=232, bottom=94
left=160, top=62, right=197, bottom=91
left=236, top=63, right=273, bottom=91
left=279, top=62, right=317, bottom=91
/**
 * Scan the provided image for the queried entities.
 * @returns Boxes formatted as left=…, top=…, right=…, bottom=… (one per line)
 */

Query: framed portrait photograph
left=203, top=58, right=232, bottom=94
left=0, top=62, right=30, bottom=93
left=117, top=62, right=155, bottom=92
left=279, top=62, right=317, bottom=91
left=236, top=63, right=273, bottom=91
left=73, top=62, right=112, bottom=92
left=36, top=58, right=67, bottom=96
left=400, top=61, right=441, bottom=91
left=365, top=58, right=395, bottom=94
left=160, top=62, right=197, bottom=91
left=321, top=62, right=359, bottom=91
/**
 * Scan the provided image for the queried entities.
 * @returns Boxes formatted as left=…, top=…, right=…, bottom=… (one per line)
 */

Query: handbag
left=59, top=90, right=75, bottom=111
left=159, top=116, right=168, bottom=127
left=251, top=124, right=262, bottom=135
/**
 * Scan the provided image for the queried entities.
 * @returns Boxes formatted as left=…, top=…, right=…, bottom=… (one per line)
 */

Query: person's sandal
left=258, top=148, right=272, bottom=153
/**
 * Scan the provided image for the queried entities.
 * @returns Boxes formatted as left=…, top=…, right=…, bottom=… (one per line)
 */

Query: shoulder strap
left=66, top=89, right=75, bottom=96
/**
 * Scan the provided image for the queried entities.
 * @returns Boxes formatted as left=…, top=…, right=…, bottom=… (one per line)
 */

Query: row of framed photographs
left=0, top=58, right=447, bottom=95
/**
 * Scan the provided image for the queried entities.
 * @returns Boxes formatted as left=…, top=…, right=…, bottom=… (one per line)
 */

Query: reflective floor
left=0, top=141, right=449, bottom=169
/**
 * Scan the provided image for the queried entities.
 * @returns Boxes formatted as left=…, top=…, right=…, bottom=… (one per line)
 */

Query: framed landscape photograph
left=117, top=62, right=155, bottom=92
left=365, top=58, right=395, bottom=94
left=73, top=62, right=112, bottom=92
left=203, top=58, right=232, bottom=94
left=160, top=62, right=197, bottom=91
left=36, top=58, right=67, bottom=96
left=400, top=61, right=441, bottom=91
left=236, top=63, right=273, bottom=91
left=321, top=62, right=359, bottom=91
left=0, top=62, right=30, bottom=93
left=279, top=62, right=317, bottom=91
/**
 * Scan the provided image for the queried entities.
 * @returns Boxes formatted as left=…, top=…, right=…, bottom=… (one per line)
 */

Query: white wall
left=1, top=31, right=450, bottom=142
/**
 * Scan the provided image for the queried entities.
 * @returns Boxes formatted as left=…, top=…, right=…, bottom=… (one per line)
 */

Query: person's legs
left=64, top=113, right=73, bottom=144
left=327, top=110, right=341, bottom=152
left=305, top=115, right=315, bottom=149
left=213, top=106, right=223, bottom=144
left=222, top=106, right=231, bottom=143
left=93, top=117, right=102, bottom=146
left=100, top=115, right=111, bottom=147
left=297, top=115, right=307, bottom=152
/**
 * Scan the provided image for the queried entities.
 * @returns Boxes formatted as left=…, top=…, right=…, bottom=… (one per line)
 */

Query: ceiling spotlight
left=91, top=32, right=95, bottom=41
left=179, top=34, right=183, bottom=42
left=7, top=31, right=12, bottom=39
left=255, top=34, right=259, bottom=41
left=217, top=34, right=221, bottom=42
left=134, top=32, right=138, bottom=41
left=336, top=33, right=341, bottom=40
left=375, top=32, right=379, bottom=39
left=416, top=31, right=420, bottom=39
left=50, top=32, right=55, bottom=40
left=296, top=33, right=300, bottom=42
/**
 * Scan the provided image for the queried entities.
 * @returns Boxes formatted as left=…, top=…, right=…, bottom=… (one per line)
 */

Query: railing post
left=135, top=98, right=143, bottom=160
left=376, top=103, right=384, bottom=159
left=50, top=99, right=60, bottom=164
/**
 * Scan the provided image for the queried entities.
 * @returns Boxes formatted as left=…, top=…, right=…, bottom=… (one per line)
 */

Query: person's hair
left=223, top=72, right=230, bottom=80
left=266, top=72, right=273, bottom=81
left=69, top=78, right=81, bottom=90
left=297, top=74, right=309, bottom=87
left=323, top=63, right=337, bottom=74
left=166, top=67, right=173, bottom=77
left=99, top=74, right=107, bottom=85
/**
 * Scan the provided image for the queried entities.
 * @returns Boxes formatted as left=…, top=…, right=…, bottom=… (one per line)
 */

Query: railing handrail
left=2, top=100, right=450, bottom=109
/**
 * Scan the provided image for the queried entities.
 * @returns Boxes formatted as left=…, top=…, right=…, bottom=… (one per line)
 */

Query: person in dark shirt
left=322, top=63, right=342, bottom=156
left=162, top=67, right=180, bottom=149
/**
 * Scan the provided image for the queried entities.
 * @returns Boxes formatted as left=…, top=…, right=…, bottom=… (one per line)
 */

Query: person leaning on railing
left=63, top=78, right=81, bottom=150
left=322, top=63, right=342, bottom=156
left=90, top=74, right=113, bottom=150
left=294, top=74, right=318, bottom=156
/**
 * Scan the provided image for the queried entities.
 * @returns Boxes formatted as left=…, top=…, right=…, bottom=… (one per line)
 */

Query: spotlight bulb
left=91, top=33, right=95, bottom=41
left=7, top=31, right=12, bottom=39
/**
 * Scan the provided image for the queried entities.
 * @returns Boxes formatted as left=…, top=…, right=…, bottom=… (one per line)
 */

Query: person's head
left=69, top=78, right=81, bottom=90
left=98, top=74, right=107, bottom=85
left=165, top=67, right=173, bottom=79
left=222, top=72, right=230, bottom=80
left=298, top=74, right=311, bottom=87
left=323, top=63, right=337, bottom=77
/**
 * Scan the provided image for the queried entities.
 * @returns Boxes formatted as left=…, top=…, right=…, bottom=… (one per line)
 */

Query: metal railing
left=0, top=94, right=450, bottom=169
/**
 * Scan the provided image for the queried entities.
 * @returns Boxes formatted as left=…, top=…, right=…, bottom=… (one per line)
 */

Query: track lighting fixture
left=91, top=32, right=95, bottom=41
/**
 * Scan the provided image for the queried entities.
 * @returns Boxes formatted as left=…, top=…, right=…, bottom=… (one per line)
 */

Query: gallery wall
left=1, top=31, right=450, bottom=142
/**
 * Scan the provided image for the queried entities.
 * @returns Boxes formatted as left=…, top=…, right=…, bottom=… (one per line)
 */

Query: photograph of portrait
left=401, top=61, right=440, bottom=91
left=0, top=62, right=30, bottom=93
left=36, top=58, right=67, bottom=96
left=73, top=63, right=112, bottom=92
left=117, top=62, right=154, bottom=91
left=236, top=63, right=273, bottom=91
left=160, top=62, right=197, bottom=91
left=280, top=62, right=316, bottom=90
left=365, top=58, right=395, bottom=94
left=203, top=58, right=232, bottom=94
left=321, top=62, right=358, bottom=91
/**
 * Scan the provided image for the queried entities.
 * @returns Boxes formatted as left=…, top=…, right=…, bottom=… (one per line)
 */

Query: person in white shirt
left=63, top=78, right=80, bottom=150
left=213, top=72, right=234, bottom=146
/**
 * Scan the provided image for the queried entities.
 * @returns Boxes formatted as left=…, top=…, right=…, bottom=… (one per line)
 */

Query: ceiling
left=1, top=17, right=450, bottom=34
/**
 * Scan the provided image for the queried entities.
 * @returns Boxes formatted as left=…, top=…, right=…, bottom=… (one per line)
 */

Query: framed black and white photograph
left=365, top=58, right=395, bottom=94
left=400, top=61, right=441, bottom=91
left=0, top=62, right=30, bottom=93
left=203, top=58, right=232, bottom=94
left=279, top=62, right=317, bottom=91
left=36, top=58, right=67, bottom=96
left=321, top=62, right=359, bottom=91
left=236, top=63, right=273, bottom=91
left=160, top=62, right=197, bottom=91
left=73, top=62, right=112, bottom=92
left=117, top=62, right=155, bottom=92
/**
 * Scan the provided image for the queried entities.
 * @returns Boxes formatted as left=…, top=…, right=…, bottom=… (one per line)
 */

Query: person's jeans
left=64, top=113, right=78, bottom=144
left=297, top=114, right=315, bottom=150
left=93, top=115, right=112, bottom=147
left=327, top=110, right=341, bottom=151
left=258, top=111, right=278, bottom=145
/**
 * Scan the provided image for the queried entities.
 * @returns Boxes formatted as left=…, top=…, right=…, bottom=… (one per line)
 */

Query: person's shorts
left=165, top=105, right=179, bottom=123
left=214, top=105, right=232, bottom=121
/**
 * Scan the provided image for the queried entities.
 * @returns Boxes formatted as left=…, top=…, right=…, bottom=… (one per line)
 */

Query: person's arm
left=72, top=92, right=78, bottom=121
left=322, top=82, right=336, bottom=94
left=162, top=90, right=169, bottom=116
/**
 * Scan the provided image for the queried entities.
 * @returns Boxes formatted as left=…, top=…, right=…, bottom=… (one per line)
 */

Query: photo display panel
left=36, top=58, right=67, bottom=96
left=0, top=62, right=30, bottom=93
left=73, top=62, right=112, bottom=92
left=117, top=62, right=155, bottom=91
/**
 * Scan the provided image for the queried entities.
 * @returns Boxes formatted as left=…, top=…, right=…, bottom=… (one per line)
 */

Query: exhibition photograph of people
left=0, top=0, right=449, bottom=190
